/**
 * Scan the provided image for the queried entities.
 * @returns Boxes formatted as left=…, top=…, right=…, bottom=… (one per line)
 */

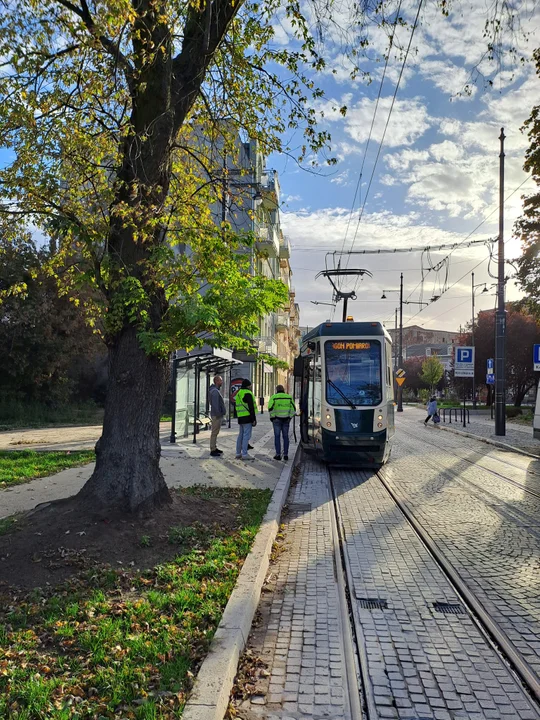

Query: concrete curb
left=430, top=423, right=540, bottom=459
left=182, top=444, right=301, bottom=720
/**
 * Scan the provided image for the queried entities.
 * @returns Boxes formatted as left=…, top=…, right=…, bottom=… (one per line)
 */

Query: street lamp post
left=495, top=128, right=506, bottom=436
left=471, top=272, right=488, bottom=409
left=381, top=274, right=429, bottom=412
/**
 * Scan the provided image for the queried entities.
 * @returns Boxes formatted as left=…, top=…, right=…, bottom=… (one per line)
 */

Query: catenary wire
left=337, top=0, right=404, bottom=276
left=345, top=0, right=425, bottom=265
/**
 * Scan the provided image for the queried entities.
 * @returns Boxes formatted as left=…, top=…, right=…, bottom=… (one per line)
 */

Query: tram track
left=325, top=462, right=540, bottom=719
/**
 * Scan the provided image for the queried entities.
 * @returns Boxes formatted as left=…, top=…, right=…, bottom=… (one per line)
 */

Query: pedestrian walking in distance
left=209, top=374, right=226, bottom=456
left=235, top=379, right=257, bottom=460
left=269, top=384, right=296, bottom=461
left=424, top=396, right=438, bottom=425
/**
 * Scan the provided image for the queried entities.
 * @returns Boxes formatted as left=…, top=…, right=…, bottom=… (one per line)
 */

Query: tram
left=294, top=321, right=395, bottom=466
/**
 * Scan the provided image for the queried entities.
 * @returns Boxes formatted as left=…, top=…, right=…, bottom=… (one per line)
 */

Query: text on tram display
left=331, top=342, right=371, bottom=350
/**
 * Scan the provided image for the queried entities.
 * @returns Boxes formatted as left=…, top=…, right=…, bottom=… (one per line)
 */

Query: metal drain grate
left=357, top=598, right=388, bottom=610
left=433, top=601, right=465, bottom=615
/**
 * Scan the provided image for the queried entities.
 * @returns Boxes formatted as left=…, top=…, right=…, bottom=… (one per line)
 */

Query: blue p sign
left=457, top=348, right=472, bottom=363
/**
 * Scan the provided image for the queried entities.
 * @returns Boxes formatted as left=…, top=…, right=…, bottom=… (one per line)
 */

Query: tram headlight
left=377, top=422, right=383, bottom=428
left=326, top=422, right=332, bottom=427
left=377, top=414, right=383, bottom=420
left=326, top=414, right=331, bottom=420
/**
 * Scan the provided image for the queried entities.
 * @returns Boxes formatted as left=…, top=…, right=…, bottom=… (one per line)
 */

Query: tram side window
left=325, top=340, right=382, bottom=406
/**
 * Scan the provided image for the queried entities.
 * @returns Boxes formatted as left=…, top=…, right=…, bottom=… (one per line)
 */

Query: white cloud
left=342, top=96, right=432, bottom=148
left=330, top=170, right=350, bottom=185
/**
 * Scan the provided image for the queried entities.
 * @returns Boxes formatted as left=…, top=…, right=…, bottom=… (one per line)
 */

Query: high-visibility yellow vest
left=269, top=392, right=295, bottom=419
left=235, top=388, right=255, bottom=418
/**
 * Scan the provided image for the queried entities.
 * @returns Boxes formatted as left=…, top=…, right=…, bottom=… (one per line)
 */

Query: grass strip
left=0, top=487, right=271, bottom=719
left=0, top=450, right=95, bottom=490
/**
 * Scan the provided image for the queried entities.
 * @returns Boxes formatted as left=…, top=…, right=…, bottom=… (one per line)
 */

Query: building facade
left=171, top=136, right=299, bottom=439
left=387, top=325, right=459, bottom=351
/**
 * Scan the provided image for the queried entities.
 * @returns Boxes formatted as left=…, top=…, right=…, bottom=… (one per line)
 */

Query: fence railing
left=441, top=407, right=470, bottom=425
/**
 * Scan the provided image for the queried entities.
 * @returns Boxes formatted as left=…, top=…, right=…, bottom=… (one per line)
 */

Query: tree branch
left=53, top=0, right=135, bottom=95
left=171, top=0, right=245, bottom=132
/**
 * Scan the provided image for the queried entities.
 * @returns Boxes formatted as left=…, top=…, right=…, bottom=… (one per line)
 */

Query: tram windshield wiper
left=327, top=378, right=356, bottom=410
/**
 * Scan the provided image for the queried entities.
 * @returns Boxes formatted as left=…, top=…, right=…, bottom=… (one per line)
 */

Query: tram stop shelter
left=170, top=346, right=243, bottom=444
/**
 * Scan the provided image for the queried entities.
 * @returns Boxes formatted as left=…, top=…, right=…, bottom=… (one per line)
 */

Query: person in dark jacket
left=209, top=375, right=226, bottom=456
left=235, top=379, right=257, bottom=460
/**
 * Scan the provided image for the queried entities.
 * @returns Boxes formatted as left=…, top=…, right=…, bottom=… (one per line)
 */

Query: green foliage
left=515, top=49, right=540, bottom=319
left=0, top=231, right=106, bottom=407
left=0, top=0, right=351, bottom=362
left=420, top=356, right=445, bottom=391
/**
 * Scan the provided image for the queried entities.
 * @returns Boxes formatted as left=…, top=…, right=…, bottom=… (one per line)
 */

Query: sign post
left=455, top=347, right=475, bottom=428
left=534, top=346, right=540, bottom=440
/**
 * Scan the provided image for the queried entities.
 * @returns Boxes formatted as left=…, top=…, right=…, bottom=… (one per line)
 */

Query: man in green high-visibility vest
left=235, top=378, right=257, bottom=460
left=268, top=384, right=296, bottom=461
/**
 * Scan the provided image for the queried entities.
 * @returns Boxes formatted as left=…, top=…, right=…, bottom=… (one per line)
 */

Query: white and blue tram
left=294, top=321, right=395, bottom=466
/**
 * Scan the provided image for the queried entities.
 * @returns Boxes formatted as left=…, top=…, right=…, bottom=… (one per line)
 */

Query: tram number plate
left=331, top=342, right=371, bottom=350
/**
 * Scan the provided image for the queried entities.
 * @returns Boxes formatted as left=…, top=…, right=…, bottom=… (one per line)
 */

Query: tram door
left=294, top=354, right=311, bottom=444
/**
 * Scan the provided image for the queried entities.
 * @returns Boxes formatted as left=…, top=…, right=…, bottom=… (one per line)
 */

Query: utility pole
left=394, top=308, right=398, bottom=371
left=472, top=272, right=476, bottom=410
left=398, top=272, right=404, bottom=412
left=495, top=128, right=506, bottom=436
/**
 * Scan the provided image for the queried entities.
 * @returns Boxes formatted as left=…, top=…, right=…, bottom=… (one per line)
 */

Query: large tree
left=0, top=0, right=356, bottom=513
left=515, top=48, right=540, bottom=319
left=0, top=0, right=530, bottom=513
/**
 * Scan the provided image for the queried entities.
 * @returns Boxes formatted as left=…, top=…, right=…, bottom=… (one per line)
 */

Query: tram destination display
left=331, top=341, right=371, bottom=350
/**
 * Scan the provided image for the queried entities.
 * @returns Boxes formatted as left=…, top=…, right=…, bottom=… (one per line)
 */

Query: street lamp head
left=381, top=293, right=387, bottom=299
left=482, top=285, right=488, bottom=293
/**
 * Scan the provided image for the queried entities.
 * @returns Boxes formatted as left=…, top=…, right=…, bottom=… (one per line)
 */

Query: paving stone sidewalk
left=0, top=414, right=296, bottom=519
left=230, top=458, right=356, bottom=719
left=409, top=406, right=540, bottom=456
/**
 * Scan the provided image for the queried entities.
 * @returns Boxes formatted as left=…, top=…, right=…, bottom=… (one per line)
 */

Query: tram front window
left=325, top=340, right=382, bottom=407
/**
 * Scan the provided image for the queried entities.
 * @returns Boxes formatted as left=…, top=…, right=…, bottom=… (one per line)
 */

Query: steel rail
left=377, top=469, right=540, bottom=707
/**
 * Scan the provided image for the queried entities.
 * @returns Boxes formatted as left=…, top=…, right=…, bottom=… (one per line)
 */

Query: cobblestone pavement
left=0, top=415, right=293, bottom=518
left=419, top=406, right=540, bottom=456
left=333, top=467, right=540, bottom=720
left=231, top=433, right=540, bottom=719
left=384, top=411, right=540, bottom=681
left=231, top=459, right=357, bottom=719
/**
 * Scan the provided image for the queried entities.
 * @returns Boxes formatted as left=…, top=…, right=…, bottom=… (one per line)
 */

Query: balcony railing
left=276, top=313, right=290, bottom=330
left=279, top=236, right=291, bottom=260
left=255, top=224, right=279, bottom=257
left=257, top=336, right=278, bottom=356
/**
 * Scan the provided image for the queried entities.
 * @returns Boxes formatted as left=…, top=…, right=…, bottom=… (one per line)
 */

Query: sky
left=268, top=0, right=540, bottom=333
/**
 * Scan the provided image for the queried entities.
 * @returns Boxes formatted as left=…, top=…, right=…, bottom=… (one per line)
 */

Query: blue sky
left=270, top=0, right=540, bottom=331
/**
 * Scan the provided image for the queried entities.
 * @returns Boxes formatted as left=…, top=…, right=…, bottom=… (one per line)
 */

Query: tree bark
left=77, top=327, right=171, bottom=513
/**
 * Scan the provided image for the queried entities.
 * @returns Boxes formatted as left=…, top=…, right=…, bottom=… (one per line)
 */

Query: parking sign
left=534, top=344, right=540, bottom=372
left=455, top=346, right=475, bottom=377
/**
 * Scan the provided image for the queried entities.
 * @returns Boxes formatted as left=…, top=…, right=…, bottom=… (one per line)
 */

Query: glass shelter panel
left=325, top=340, right=382, bottom=407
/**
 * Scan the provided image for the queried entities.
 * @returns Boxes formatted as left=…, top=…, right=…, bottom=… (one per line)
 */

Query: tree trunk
left=78, top=327, right=171, bottom=513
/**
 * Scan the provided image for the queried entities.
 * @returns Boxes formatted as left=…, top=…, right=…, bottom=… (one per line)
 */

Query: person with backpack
left=235, top=379, right=257, bottom=460
left=424, top=396, right=438, bottom=425
left=268, top=384, right=296, bottom=461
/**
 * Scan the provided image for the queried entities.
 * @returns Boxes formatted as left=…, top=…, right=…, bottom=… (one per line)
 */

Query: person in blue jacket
left=424, top=396, right=438, bottom=425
